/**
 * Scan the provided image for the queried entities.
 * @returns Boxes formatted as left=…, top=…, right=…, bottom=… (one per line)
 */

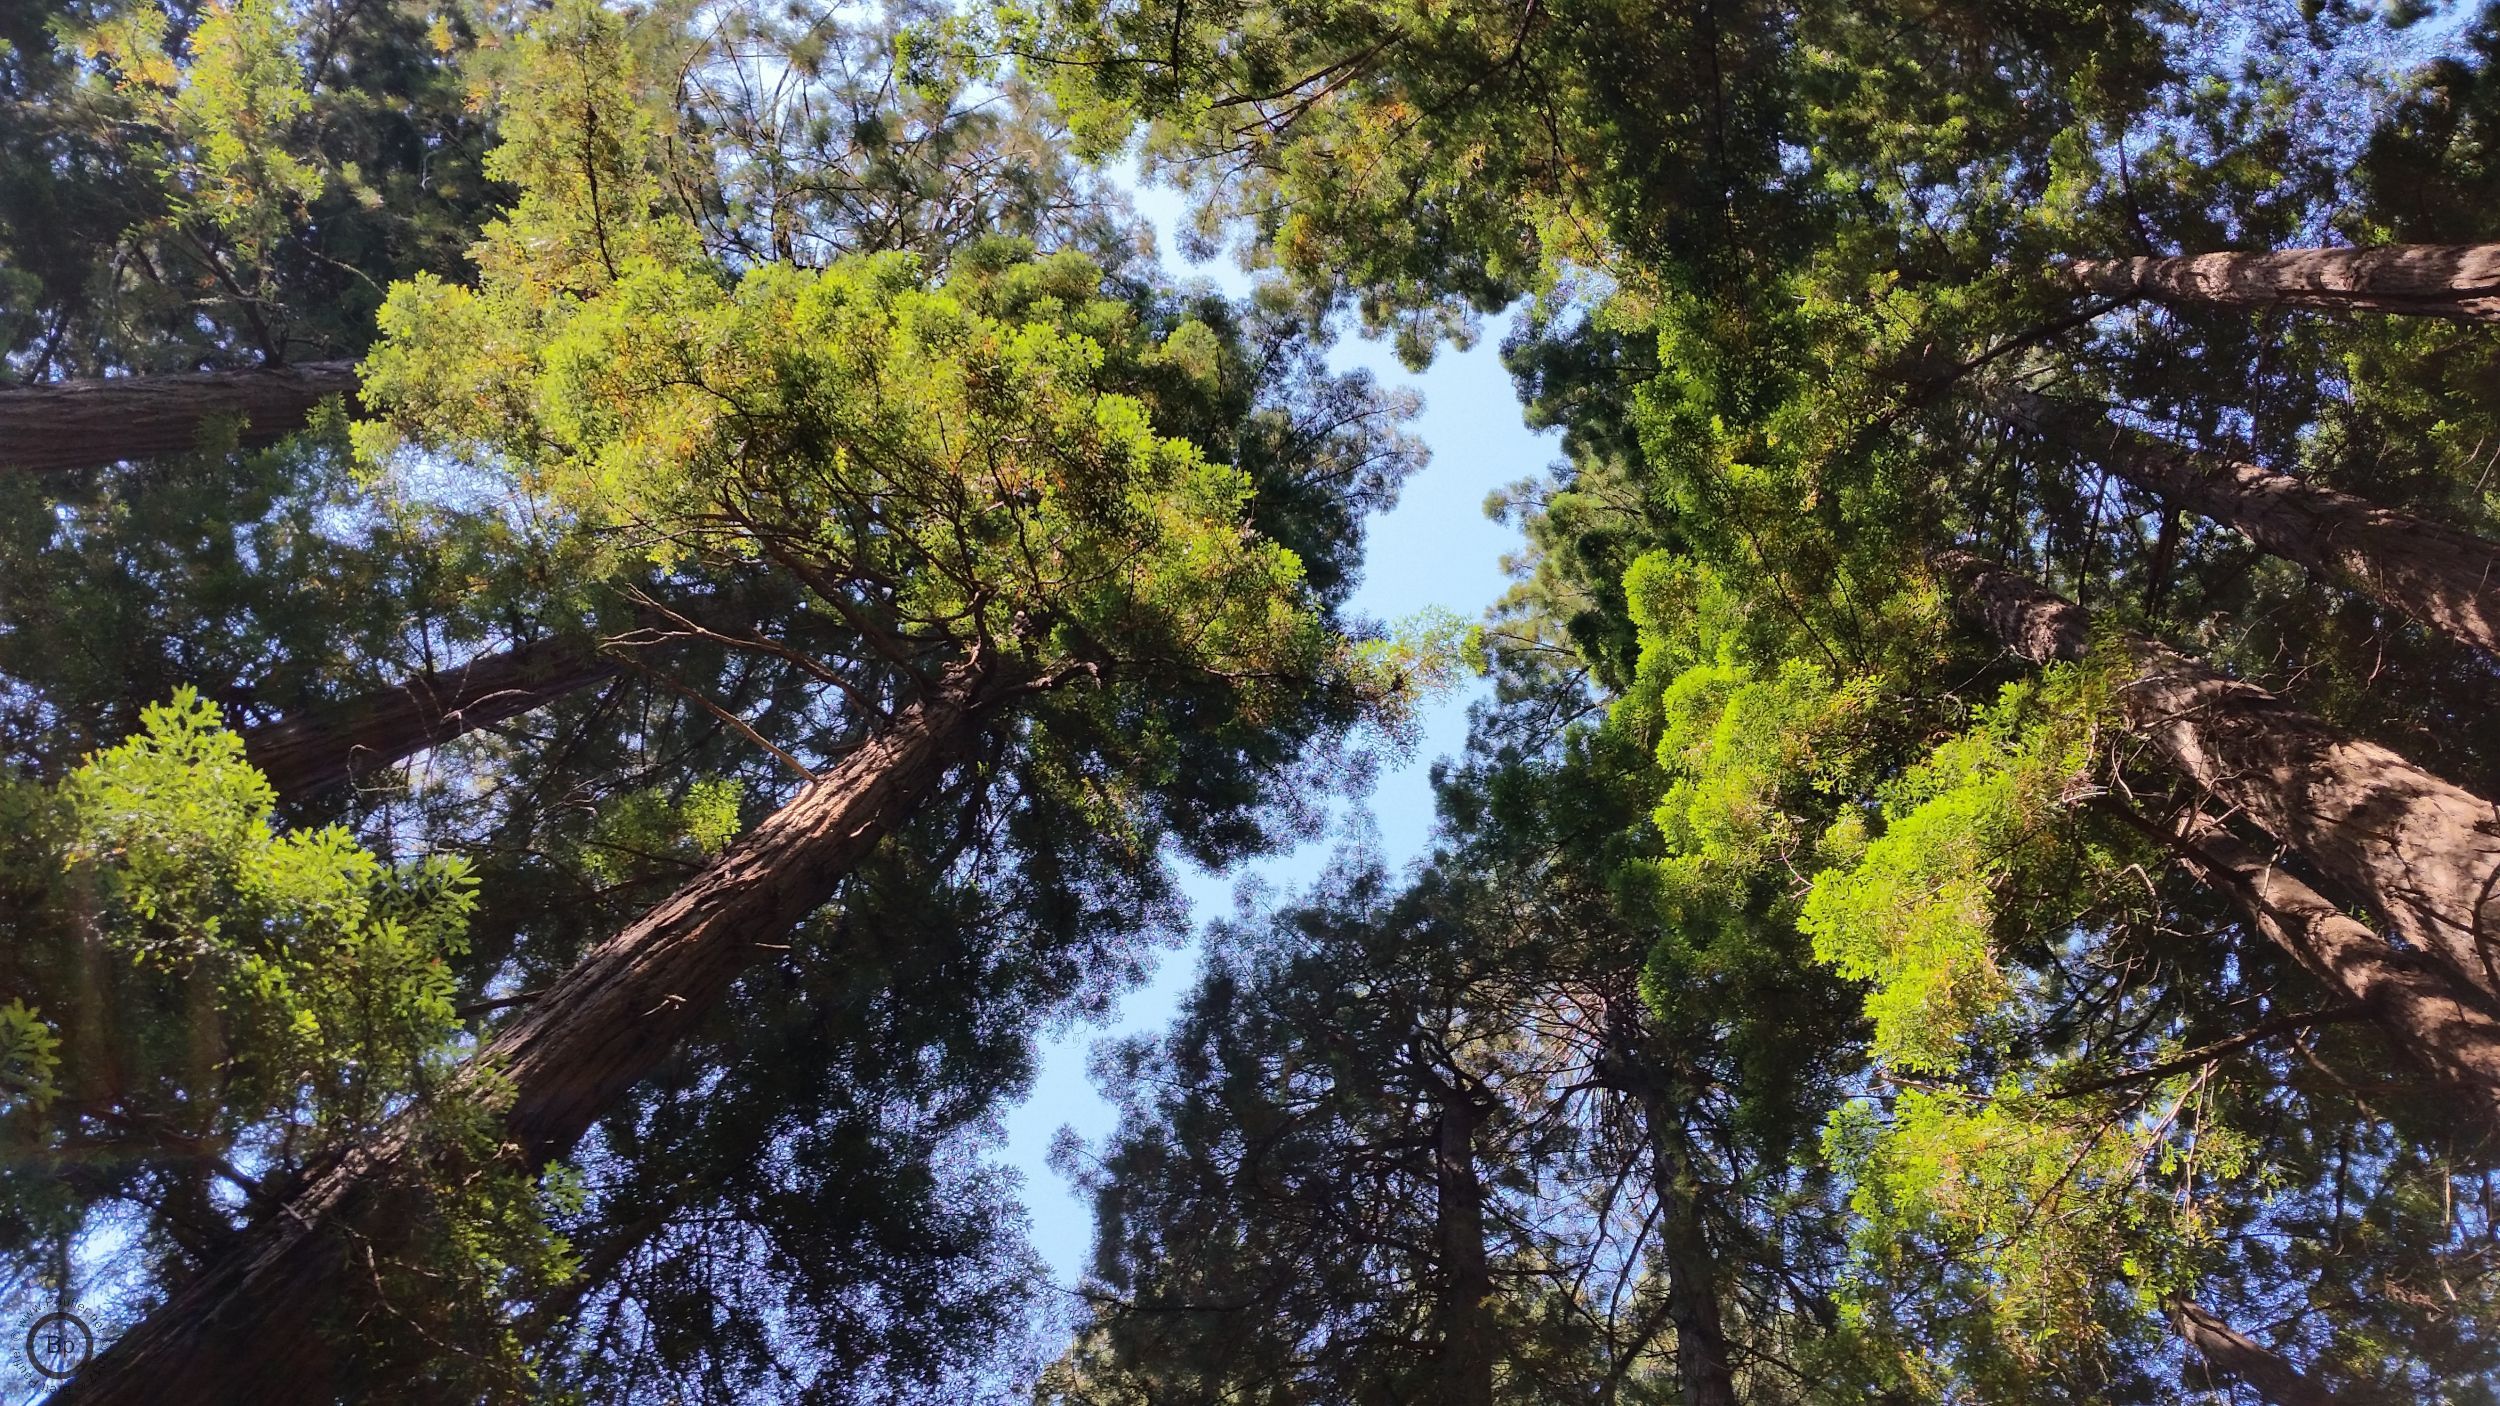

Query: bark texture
left=2073, top=243, right=2500, bottom=320
left=1981, top=386, right=2500, bottom=657
left=2154, top=811, right=2500, bottom=1128
left=1941, top=552, right=2500, bottom=1008
left=0, top=362, right=356, bottom=473
left=54, top=659, right=997, bottom=1406
left=241, top=635, right=618, bottom=803
left=1431, top=1086, right=1497, bottom=1406
left=1600, top=1034, right=1738, bottom=1406
left=2168, top=1297, right=2341, bottom=1406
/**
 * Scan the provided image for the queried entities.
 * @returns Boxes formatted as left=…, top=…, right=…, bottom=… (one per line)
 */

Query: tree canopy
left=7, top=0, right=2500, bottom=1401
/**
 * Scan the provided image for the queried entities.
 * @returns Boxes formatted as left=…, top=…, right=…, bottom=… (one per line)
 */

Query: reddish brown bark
left=2073, top=244, right=2500, bottom=320
left=2168, top=1297, right=2341, bottom=1406
left=1981, top=386, right=2500, bottom=657
left=1430, top=1085, right=1497, bottom=1406
left=2149, top=810, right=2500, bottom=1127
left=0, top=362, right=357, bottom=473
left=1940, top=552, right=2500, bottom=1008
left=53, top=659, right=998, bottom=1406
left=240, top=635, right=618, bottom=803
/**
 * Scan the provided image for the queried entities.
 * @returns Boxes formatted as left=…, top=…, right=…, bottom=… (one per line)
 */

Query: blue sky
left=0, top=182, right=1556, bottom=1406
left=995, top=179, right=1562, bottom=1292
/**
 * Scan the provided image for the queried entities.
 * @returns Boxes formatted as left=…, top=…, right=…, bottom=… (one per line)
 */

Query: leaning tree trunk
left=2072, top=243, right=2500, bottom=321
left=53, top=657, right=998, bottom=1406
left=1940, top=551, right=2500, bottom=1009
left=1980, top=386, right=2500, bottom=657
left=241, top=634, right=618, bottom=803
left=2168, top=1297, right=2341, bottom=1406
left=0, top=362, right=357, bottom=474
left=1430, top=1085, right=1498, bottom=1406
left=2144, top=809, right=2500, bottom=1127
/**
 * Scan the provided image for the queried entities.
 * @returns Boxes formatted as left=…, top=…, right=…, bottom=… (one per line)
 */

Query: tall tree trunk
left=0, top=362, right=357, bottom=474
left=1979, top=386, right=2500, bottom=657
left=1650, top=1115, right=1730, bottom=1400
left=2168, top=1297, right=2341, bottom=1406
left=1941, top=551, right=2500, bottom=1008
left=2072, top=244, right=2500, bottom=321
left=1431, top=1086, right=1497, bottom=1406
left=1639, top=1090, right=1738, bottom=1406
left=53, top=658, right=998, bottom=1406
left=2135, top=807, right=2500, bottom=1127
left=240, top=634, right=618, bottom=803
left=1600, top=1031, right=1738, bottom=1406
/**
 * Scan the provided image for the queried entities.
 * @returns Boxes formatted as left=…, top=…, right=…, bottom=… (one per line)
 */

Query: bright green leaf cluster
left=1826, top=1081, right=2202, bottom=1384
left=1800, top=674, right=2098, bottom=1073
left=579, top=778, right=748, bottom=886
left=83, top=0, right=325, bottom=265
left=0, top=999, right=59, bottom=1113
left=57, top=688, right=476, bottom=1135
left=356, top=2, right=1343, bottom=733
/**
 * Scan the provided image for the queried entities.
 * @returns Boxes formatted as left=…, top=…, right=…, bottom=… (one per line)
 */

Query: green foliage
left=0, top=0, right=1441, bottom=1396
left=50, top=689, right=476, bottom=1132
left=17, top=0, right=2500, bottom=1395
left=0, top=1001, right=60, bottom=1112
left=1823, top=1082, right=2213, bottom=1391
left=578, top=779, right=746, bottom=885
left=84, top=0, right=327, bottom=263
left=0, top=690, right=585, bottom=1390
left=1030, top=0, right=2500, bottom=1389
left=1800, top=673, right=2101, bottom=1072
left=43, top=702, right=479, bottom=1142
left=356, top=4, right=1343, bottom=720
left=374, top=248, right=1312, bottom=665
left=348, top=1073, right=588, bottom=1403
left=3, top=0, right=497, bottom=374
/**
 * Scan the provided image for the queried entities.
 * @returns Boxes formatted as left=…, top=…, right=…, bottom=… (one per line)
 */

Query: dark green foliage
left=1032, top=0, right=2500, bottom=1398
left=0, top=1, right=1431, bottom=1397
left=17, top=0, right=2500, bottom=1397
left=0, top=0, right=497, bottom=377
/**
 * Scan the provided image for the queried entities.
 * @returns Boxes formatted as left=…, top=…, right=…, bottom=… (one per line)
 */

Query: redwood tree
left=1941, top=550, right=2500, bottom=1079
left=1978, top=385, right=2500, bottom=658
left=1007, top=0, right=2500, bottom=1392
left=45, top=6, right=1420, bottom=1397
left=0, top=362, right=356, bottom=475
left=2071, top=244, right=2500, bottom=320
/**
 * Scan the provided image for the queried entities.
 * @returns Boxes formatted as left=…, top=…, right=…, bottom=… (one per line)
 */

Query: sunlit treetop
left=357, top=2, right=1439, bottom=862
left=1013, top=0, right=2193, bottom=364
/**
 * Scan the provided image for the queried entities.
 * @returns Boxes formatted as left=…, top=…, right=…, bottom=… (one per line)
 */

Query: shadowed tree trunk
left=2072, top=244, right=2500, bottom=320
left=1979, top=386, right=2500, bottom=657
left=2123, top=805, right=2500, bottom=1127
left=1428, top=1079, right=1497, bottom=1406
left=240, top=635, right=619, bottom=803
left=53, top=656, right=1002, bottom=1406
left=1600, top=1032, right=1738, bottom=1406
left=238, top=593, right=756, bottom=805
left=0, top=362, right=357, bottom=473
left=2168, top=1297, right=2341, bottom=1406
left=1940, top=552, right=2500, bottom=1009
left=1648, top=1108, right=1738, bottom=1406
